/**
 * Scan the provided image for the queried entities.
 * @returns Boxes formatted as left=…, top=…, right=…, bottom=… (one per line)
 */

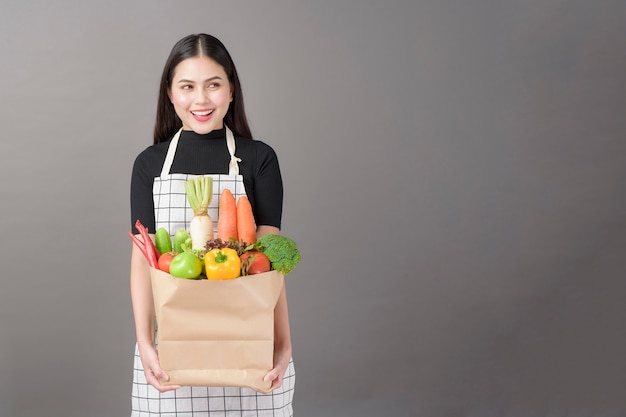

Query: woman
left=129, top=34, right=295, bottom=416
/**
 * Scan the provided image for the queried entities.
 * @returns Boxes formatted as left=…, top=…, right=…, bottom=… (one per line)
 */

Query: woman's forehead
left=172, top=56, right=227, bottom=81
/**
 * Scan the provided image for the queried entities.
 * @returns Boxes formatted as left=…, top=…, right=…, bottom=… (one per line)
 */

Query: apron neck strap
left=226, top=127, right=242, bottom=175
left=160, top=127, right=241, bottom=177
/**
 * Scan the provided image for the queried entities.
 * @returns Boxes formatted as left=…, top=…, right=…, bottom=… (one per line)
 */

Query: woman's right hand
left=138, top=343, right=181, bottom=393
left=131, top=242, right=180, bottom=393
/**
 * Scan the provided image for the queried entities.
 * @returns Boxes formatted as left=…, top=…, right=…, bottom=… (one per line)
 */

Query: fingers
left=263, top=370, right=277, bottom=383
left=146, top=369, right=181, bottom=393
left=139, top=348, right=181, bottom=393
left=263, top=368, right=284, bottom=390
left=153, top=365, right=169, bottom=383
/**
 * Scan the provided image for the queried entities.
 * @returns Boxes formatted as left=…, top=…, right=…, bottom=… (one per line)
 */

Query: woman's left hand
left=262, top=348, right=291, bottom=391
left=257, top=255, right=292, bottom=393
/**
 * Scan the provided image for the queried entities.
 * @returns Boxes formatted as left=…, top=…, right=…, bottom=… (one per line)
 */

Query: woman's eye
left=181, top=85, right=193, bottom=90
left=208, top=82, right=220, bottom=88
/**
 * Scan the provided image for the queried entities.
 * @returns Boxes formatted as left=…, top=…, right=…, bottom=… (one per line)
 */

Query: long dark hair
left=153, top=34, right=252, bottom=144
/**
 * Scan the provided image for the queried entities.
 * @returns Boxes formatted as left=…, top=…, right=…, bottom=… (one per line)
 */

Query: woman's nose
left=194, top=88, right=209, bottom=104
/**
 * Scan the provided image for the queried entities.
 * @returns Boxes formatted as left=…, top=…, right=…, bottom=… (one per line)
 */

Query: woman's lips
left=191, top=109, right=214, bottom=122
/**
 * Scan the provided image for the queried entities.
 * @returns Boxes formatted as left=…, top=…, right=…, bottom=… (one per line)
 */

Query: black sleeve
left=248, top=142, right=283, bottom=229
left=130, top=149, right=160, bottom=235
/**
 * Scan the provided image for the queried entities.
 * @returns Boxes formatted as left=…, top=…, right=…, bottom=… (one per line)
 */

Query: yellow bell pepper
left=204, top=248, right=241, bottom=280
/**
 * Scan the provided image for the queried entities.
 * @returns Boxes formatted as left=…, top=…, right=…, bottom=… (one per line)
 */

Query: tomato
left=169, top=252, right=203, bottom=279
left=240, top=251, right=271, bottom=275
left=157, top=251, right=179, bottom=273
left=205, top=248, right=241, bottom=280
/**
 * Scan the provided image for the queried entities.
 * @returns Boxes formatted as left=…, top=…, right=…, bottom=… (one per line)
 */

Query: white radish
left=184, top=176, right=214, bottom=250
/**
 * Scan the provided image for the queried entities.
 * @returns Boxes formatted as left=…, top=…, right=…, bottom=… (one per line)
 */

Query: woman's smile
left=190, top=108, right=215, bottom=121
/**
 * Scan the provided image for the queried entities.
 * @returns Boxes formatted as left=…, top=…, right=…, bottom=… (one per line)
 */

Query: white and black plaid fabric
left=131, top=344, right=295, bottom=417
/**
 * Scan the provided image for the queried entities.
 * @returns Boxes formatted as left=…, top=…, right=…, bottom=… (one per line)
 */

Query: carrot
left=217, top=189, right=238, bottom=241
left=237, top=195, right=257, bottom=244
left=184, top=176, right=214, bottom=250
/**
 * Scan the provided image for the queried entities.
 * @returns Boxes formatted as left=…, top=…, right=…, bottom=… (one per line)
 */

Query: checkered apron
left=131, top=127, right=295, bottom=417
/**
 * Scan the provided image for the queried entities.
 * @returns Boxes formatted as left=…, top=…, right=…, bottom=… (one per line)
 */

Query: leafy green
left=205, top=238, right=253, bottom=256
left=184, top=176, right=213, bottom=215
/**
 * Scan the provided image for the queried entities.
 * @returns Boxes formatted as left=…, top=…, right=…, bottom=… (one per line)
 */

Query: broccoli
left=255, top=234, right=301, bottom=275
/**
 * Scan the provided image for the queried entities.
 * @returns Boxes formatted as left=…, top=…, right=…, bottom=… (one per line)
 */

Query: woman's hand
left=138, top=343, right=181, bottom=393
left=262, top=343, right=292, bottom=391
left=260, top=257, right=293, bottom=392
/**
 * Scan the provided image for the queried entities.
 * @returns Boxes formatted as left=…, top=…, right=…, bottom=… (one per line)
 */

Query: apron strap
left=160, top=127, right=241, bottom=177
left=160, top=128, right=182, bottom=178
left=226, top=127, right=242, bottom=176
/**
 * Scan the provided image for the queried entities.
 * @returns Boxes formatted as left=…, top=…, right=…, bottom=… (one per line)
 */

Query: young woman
left=129, top=34, right=295, bottom=416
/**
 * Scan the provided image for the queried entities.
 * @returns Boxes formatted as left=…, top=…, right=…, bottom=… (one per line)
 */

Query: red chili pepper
left=137, top=220, right=160, bottom=267
left=128, top=220, right=159, bottom=268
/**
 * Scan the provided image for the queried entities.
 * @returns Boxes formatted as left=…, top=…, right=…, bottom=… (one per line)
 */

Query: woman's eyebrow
left=176, top=76, right=223, bottom=83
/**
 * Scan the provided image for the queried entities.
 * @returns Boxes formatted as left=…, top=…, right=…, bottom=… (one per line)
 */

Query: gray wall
left=1, top=1, right=624, bottom=416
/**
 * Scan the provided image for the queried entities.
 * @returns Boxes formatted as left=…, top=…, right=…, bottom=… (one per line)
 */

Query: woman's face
left=169, top=56, right=233, bottom=134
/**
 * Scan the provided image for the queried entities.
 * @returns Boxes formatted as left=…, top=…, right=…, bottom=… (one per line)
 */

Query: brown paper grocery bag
left=149, top=267, right=284, bottom=392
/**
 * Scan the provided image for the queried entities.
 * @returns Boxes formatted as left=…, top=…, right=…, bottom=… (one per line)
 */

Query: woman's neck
left=181, top=127, right=225, bottom=140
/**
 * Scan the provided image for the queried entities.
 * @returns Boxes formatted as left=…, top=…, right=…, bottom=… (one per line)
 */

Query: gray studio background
left=1, top=1, right=625, bottom=416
